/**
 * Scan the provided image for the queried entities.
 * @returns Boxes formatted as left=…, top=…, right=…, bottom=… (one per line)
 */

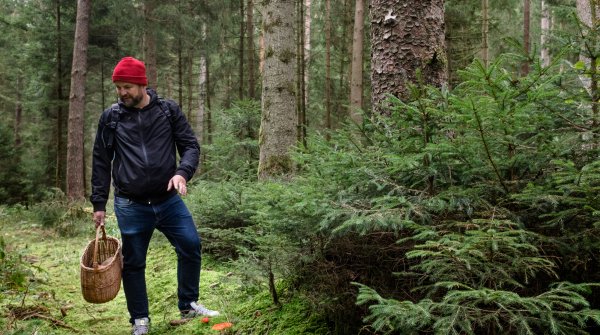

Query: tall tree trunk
left=577, top=0, right=600, bottom=128
left=14, top=76, right=22, bottom=148
left=577, top=0, right=599, bottom=100
left=481, top=0, right=489, bottom=67
left=521, top=0, right=531, bottom=75
left=66, top=0, right=91, bottom=201
left=239, top=0, right=245, bottom=100
left=178, top=29, right=183, bottom=106
left=144, top=0, right=158, bottom=89
left=325, top=0, right=332, bottom=134
left=304, top=0, right=311, bottom=109
left=337, top=0, right=351, bottom=123
left=186, top=49, right=193, bottom=120
left=349, top=0, right=365, bottom=124
left=540, top=0, right=551, bottom=67
left=370, top=0, right=447, bottom=113
left=258, top=0, right=298, bottom=180
left=198, top=23, right=208, bottom=144
left=297, top=0, right=307, bottom=146
left=247, top=0, right=256, bottom=99
left=259, top=29, right=265, bottom=75
left=206, top=52, right=213, bottom=145
left=55, top=0, right=65, bottom=190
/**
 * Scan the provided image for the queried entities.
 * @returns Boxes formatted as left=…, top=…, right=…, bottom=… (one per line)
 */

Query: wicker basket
left=80, top=225, right=122, bottom=304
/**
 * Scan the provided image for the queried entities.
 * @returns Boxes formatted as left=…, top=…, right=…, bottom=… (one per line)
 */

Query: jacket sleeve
left=90, top=110, right=114, bottom=212
left=168, top=101, right=200, bottom=181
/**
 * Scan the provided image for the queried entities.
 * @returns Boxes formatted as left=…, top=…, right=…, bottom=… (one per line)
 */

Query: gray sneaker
left=132, top=317, right=150, bottom=335
left=181, top=301, right=220, bottom=318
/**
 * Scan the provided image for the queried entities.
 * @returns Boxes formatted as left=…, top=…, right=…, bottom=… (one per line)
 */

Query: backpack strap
left=157, top=98, right=175, bottom=131
left=103, top=103, right=121, bottom=149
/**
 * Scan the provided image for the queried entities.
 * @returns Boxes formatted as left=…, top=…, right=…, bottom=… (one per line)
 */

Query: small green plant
left=0, top=237, right=32, bottom=294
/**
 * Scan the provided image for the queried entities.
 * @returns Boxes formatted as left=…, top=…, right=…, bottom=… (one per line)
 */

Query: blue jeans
left=114, top=194, right=201, bottom=322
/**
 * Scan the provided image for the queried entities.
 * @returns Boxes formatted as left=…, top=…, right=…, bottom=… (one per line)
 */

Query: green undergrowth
left=0, top=204, right=326, bottom=335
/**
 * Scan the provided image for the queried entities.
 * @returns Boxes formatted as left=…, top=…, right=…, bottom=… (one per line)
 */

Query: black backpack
left=103, top=98, right=175, bottom=149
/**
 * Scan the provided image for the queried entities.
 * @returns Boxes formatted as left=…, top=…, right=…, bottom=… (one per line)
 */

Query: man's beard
left=120, top=92, right=143, bottom=108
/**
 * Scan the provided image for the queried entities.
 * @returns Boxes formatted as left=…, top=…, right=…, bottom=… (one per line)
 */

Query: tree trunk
left=55, top=0, right=66, bottom=190
left=577, top=0, right=599, bottom=101
left=247, top=0, right=256, bottom=99
left=297, top=0, right=307, bottom=146
left=481, top=0, right=489, bottom=67
left=325, top=0, right=332, bottom=134
left=198, top=23, right=208, bottom=144
left=521, top=0, right=530, bottom=75
left=349, top=0, right=365, bottom=124
left=186, top=49, right=193, bottom=121
left=268, top=261, right=280, bottom=306
left=144, top=0, right=158, bottom=89
left=14, top=76, right=22, bottom=148
left=177, top=31, right=183, bottom=106
left=66, top=0, right=91, bottom=201
left=206, top=54, right=213, bottom=145
left=370, top=0, right=447, bottom=114
left=239, top=0, right=245, bottom=100
left=259, top=29, right=265, bottom=75
left=337, top=0, right=351, bottom=123
left=540, top=0, right=551, bottom=67
left=304, top=0, right=311, bottom=110
left=258, top=0, right=298, bottom=180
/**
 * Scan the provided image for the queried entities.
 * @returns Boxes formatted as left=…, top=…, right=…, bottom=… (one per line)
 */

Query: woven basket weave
left=80, top=225, right=122, bottom=304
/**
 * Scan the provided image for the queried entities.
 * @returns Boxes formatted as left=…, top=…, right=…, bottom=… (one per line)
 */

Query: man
left=90, top=56, right=218, bottom=335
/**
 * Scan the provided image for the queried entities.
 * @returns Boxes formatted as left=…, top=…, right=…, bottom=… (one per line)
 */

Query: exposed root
left=6, top=304, right=78, bottom=332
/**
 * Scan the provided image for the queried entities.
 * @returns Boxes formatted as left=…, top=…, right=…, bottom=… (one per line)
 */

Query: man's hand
left=167, top=175, right=188, bottom=196
left=93, top=211, right=106, bottom=228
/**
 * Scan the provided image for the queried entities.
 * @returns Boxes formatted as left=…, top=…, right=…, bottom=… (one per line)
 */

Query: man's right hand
left=93, top=211, right=106, bottom=228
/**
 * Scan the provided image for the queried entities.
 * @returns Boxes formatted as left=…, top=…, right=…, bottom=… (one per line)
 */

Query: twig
left=471, top=100, right=509, bottom=193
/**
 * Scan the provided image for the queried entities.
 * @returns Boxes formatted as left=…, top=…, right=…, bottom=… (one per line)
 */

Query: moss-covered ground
left=0, top=206, right=328, bottom=335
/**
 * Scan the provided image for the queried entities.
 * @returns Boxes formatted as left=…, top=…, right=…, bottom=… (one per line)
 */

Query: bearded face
left=114, top=82, right=146, bottom=108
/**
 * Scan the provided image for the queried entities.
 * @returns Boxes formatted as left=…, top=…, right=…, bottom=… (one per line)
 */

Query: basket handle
left=92, top=224, right=108, bottom=269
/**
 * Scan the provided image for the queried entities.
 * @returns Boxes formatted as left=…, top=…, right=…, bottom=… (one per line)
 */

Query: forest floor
left=0, top=210, right=248, bottom=335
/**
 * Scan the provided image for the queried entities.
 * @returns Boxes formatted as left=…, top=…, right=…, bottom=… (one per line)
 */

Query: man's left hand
left=167, top=175, right=188, bottom=196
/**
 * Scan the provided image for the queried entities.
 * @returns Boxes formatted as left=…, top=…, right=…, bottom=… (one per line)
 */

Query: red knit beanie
left=112, top=57, right=148, bottom=86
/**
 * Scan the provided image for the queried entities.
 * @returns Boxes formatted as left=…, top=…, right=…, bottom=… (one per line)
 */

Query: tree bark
left=540, top=0, right=551, bottom=67
left=325, top=0, right=332, bottom=134
left=337, top=0, right=351, bottom=122
left=258, top=0, right=298, bottom=179
left=15, top=76, right=22, bottom=148
left=66, top=0, right=91, bottom=201
left=55, top=0, right=65, bottom=190
left=247, top=0, right=256, bottom=99
left=239, top=0, right=245, bottom=100
left=198, top=23, right=208, bottom=145
left=304, top=0, right=311, bottom=109
left=144, top=0, right=158, bottom=89
left=370, top=0, right=448, bottom=114
left=177, top=28, right=183, bottom=106
left=349, top=0, right=365, bottom=124
left=521, top=0, right=530, bottom=75
left=297, top=0, right=307, bottom=146
left=576, top=0, right=600, bottom=100
left=481, top=0, right=489, bottom=67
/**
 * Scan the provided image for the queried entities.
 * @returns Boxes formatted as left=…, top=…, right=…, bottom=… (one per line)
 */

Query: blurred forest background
left=2, top=0, right=600, bottom=334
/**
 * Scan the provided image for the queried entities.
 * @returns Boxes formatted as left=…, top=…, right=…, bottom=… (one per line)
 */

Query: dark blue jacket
left=90, top=89, right=200, bottom=211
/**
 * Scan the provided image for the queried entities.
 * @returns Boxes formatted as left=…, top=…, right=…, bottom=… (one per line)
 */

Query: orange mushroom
left=211, top=322, right=233, bottom=331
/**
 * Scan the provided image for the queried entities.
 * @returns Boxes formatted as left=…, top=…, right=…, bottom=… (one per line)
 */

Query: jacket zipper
left=137, top=111, right=152, bottom=204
